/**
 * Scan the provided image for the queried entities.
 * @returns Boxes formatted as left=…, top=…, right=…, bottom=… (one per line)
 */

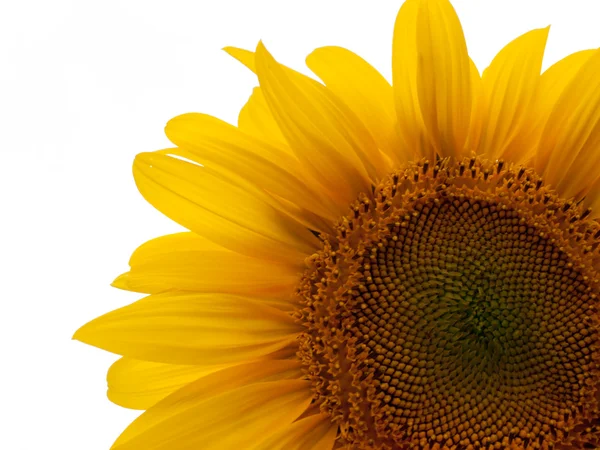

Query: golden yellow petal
left=538, top=49, right=600, bottom=196
left=392, top=0, right=427, bottom=159
left=415, top=0, right=472, bottom=159
left=222, top=46, right=256, bottom=73
left=107, top=357, right=229, bottom=410
left=255, top=413, right=337, bottom=450
left=133, top=151, right=318, bottom=265
left=477, top=27, right=549, bottom=163
left=465, top=58, right=483, bottom=153
left=238, top=86, right=287, bottom=145
left=112, top=378, right=312, bottom=450
left=164, top=113, right=338, bottom=226
left=306, top=46, right=405, bottom=164
left=534, top=49, right=597, bottom=173
left=73, top=292, right=301, bottom=365
left=255, top=41, right=388, bottom=205
left=112, top=232, right=300, bottom=308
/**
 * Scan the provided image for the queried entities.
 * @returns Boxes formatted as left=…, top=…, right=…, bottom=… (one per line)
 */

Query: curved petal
left=392, top=0, right=427, bottom=159
left=107, top=358, right=229, bottom=410
left=112, top=232, right=300, bottom=307
left=223, top=46, right=256, bottom=73
left=465, top=58, right=483, bottom=153
left=255, top=42, right=389, bottom=204
left=132, top=151, right=319, bottom=265
left=107, top=349, right=300, bottom=410
left=534, top=49, right=597, bottom=173
left=477, top=27, right=549, bottom=163
left=238, top=86, right=288, bottom=145
left=112, top=378, right=312, bottom=450
left=538, top=49, right=600, bottom=197
left=306, top=46, right=404, bottom=164
left=164, top=113, right=338, bottom=225
left=255, top=413, right=338, bottom=450
left=73, top=292, right=302, bottom=365
left=415, top=0, right=472, bottom=159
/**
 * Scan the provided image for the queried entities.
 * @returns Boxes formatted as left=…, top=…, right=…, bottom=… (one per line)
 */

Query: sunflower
left=74, top=0, right=600, bottom=448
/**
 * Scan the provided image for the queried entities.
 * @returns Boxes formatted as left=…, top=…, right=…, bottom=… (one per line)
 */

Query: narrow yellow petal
left=477, top=27, right=549, bottom=163
left=465, top=59, right=483, bottom=153
left=255, top=413, right=337, bottom=450
left=133, top=151, right=318, bottom=265
left=306, top=46, right=404, bottom=164
left=107, top=358, right=229, bottom=410
left=129, top=232, right=223, bottom=264
left=107, top=352, right=300, bottom=411
left=534, top=49, right=597, bottom=173
left=73, top=292, right=301, bottom=365
left=238, top=86, right=287, bottom=145
left=255, top=42, right=387, bottom=205
left=392, top=0, right=427, bottom=159
left=416, top=0, right=472, bottom=158
left=222, top=46, right=256, bottom=73
left=112, top=379, right=312, bottom=450
left=538, top=49, right=600, bottom=196
left=112, top=232, right=300, bottom=307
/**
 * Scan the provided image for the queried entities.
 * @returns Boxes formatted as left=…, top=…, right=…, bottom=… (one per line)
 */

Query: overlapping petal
left=73, top=292, right=301, bottom=365
left=132, top=151, right=319, bottom=264
left=255, top=42, right=390, bottom=203
left=306, top=46, right=404, bottom=164
left=112, top=377, right=311, bottom=450
left=107, top=358, right=229, bottom=410
left=538, top=49, right=600, bottom=199
left=392, top=0, right=425, bottom=159
left=164, top=113, right=339, bottom=229
left=255, top=413, right=338, bottom=450
left=415, top=0, right=472, bottom=159
left=534, top=49, right=597, bottom=175
left=476, top=28, right=549, bottom=163
left=112, top=232, right=300, bottom=309
left=238, top=87, right=288, bottom=145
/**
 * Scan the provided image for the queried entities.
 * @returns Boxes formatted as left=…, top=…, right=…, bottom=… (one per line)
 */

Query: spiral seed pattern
left=297, top=158, right=600, bottom=450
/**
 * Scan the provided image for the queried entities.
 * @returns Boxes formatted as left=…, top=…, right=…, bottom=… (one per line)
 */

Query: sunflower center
left=296, top=157, right=600, bottom=449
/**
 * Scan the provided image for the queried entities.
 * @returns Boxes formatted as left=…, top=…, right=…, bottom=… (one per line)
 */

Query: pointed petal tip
left=222, top=46, right=257, bottom=73
left=72, top=323, right=89, bottom=342
left=111, top=273, right=130, bottom=291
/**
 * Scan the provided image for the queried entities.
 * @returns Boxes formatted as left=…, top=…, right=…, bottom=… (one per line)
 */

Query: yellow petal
left=255, top=42, right=388, bottom=205
left=465, top=58, right=483, bottom=153
left=255, top=413, right=337, bottom=450
left=477, top=27, right=549, bottom=163
left=538, top=49, right=600, bottom=196
left=73, top=292, right=301, bottom=365
left=306, top=46, right=404, bottom=164
left=415, top=0, right=472, bottom=159
left=534, top=49, right=597, bottom=173
left=238, top=86, right=287, bottom=145
left=112, top=378, right=312, bottom=450
left=392, top=0, right=426, bottom=159
left=112, top=232, right=300, bottom=307
left=107, top=351, right=300, bottom=410
left=133, top=151, right=318, bottom=265
left=164, top=113, right=338, bottom=225
left=107, top=358, right=229, bottom=410
left=223, top=46, right=256, bottom=73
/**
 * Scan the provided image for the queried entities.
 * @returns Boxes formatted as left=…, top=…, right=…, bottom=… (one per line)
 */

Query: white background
left=1, top=1, right=599, bottom=449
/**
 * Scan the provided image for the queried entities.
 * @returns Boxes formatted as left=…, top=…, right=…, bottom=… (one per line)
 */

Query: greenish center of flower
left=297, top=158, right=600, bottom=450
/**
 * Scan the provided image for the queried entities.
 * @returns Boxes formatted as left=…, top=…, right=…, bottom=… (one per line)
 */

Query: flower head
left=75, top=0, right=600, bottom=448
